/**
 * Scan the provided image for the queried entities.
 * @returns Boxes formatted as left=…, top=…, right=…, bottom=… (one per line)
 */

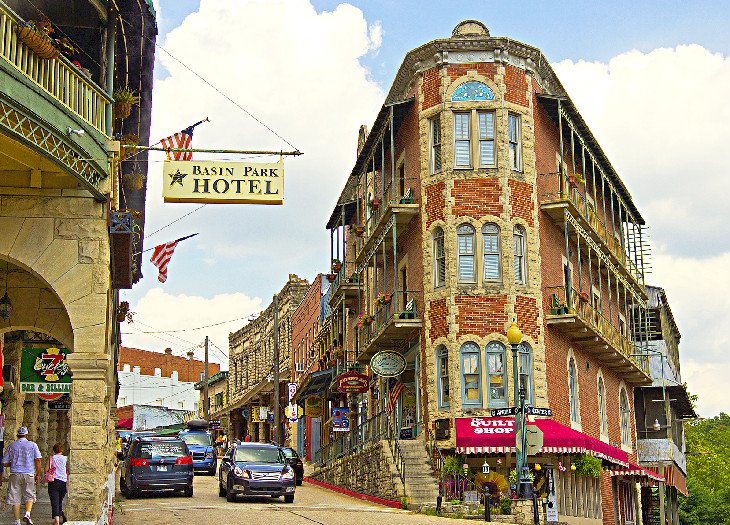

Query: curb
left=303, top=477, right=403, bottom=509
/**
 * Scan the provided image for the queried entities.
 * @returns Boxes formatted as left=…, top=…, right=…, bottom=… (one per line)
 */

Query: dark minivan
left=120, top=436, right=194, bottom=497
left=218, top=442, right=296, bottom=503
left=280, top=447, right=304, bottom=486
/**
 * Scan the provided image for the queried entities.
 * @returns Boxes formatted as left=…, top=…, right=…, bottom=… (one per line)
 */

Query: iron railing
left=426, top=429, right=481, bottom=503
left=357, top=290, right=421, bottom=354
left=0, top=2, right=111, bottom=135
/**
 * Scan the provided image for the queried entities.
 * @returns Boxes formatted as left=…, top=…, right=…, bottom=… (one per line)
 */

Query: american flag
left=150, top=241, right=179, bottom=283
left=160, top=125, right=195, bottom=161
left=386, top=380, right=404, bottom=413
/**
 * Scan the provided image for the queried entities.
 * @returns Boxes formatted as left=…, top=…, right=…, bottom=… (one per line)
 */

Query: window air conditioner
left=295, top=362, right=305, bottom=373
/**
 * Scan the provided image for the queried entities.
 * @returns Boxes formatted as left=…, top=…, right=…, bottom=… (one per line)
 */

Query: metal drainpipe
left=105, top=11, right=117, bottom=137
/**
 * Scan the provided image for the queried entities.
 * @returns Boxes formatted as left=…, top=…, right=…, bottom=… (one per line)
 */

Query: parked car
left=120, top=436, right=194, bottom=498
left=120, top=431, right=157, bottom=458
left=179, top=422, right=217, bottom=475
left=280, top=447, right=304, bottom=486
left=218, top=442, right=296, bottom=503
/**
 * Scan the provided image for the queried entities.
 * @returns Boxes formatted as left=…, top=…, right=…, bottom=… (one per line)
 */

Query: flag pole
left=135, top=233, right=199, bottom=256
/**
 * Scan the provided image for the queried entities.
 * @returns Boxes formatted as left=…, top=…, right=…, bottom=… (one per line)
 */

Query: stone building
left=226, top=274, right=309, bottom=443
left=0, top=0, right=155, bottom=522
left=118, top=346, right=220, bottom=383
left=310, top=20, right=679, bottom=524
left=194, top=370, right=229, bottom=435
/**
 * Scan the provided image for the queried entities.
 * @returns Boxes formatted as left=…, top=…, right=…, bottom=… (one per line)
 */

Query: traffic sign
left=490, top=407, right=519, bottom=417
left=526, top=406, right=552, bottom=417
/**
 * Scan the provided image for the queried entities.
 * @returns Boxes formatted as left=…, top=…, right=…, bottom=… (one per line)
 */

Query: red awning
left=116, top=418, right=133, bottom=429
left=609, top=463, right=665, bottom=482
left=455, top=417, right=629, bottom=467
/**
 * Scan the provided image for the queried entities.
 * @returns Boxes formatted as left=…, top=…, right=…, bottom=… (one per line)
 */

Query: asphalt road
left=114, top=473, right=478, bottom=525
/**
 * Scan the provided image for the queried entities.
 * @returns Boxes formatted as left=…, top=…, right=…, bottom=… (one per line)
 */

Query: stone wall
left=310, top=441, right=404, bottom=502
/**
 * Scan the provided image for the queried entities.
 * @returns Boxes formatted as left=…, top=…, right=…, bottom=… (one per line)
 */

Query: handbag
left=42, top=457, right=55, bottom=484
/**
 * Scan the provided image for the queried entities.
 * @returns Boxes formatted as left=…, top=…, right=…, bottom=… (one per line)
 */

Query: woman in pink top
left=46, top=443, right=68, bottom=525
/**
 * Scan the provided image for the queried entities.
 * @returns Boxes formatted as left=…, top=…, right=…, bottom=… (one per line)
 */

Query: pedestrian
left=244, top=434, right=251, bottom=442
left=0, top=427, right=42, bottom=525
left=46, top=443, right=68, bottom=525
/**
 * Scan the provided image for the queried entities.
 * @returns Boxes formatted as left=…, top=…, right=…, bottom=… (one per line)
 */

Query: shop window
left=482, top=223, right=501, bottom=281
left=513, top=225, right=527, bottom=284
left=436, top=346, right=450, bottom=409
left=485, top=342, right=507, bottom=407
left=457, top=224, right=476, bottom=283
left=460, top=342, right=482, bottom=407
left=433, top=227, right=446, bottom=288
left=519, top=342, right=533, bottom=405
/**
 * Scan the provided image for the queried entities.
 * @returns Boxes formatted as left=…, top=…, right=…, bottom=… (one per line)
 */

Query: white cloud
left=121, top=288, right=263, bottom=367
left=553, top=47, right=730, bottom=416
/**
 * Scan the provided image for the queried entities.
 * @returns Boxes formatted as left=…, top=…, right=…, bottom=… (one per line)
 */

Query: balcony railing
left=357, top=290, right=422, bottom=360
left=540, top=173, right=643, bottom=286
left=0, top=3, right=111, bottom=135
left=547, top=286, right=650, bottom=381
left=328, top=264, right=360, bottom=306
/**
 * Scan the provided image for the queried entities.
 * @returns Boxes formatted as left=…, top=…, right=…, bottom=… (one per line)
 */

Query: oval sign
left=305, top=395, right=323, bottom=418
left=370, top=351, right=406, bottom=377
left=335, top=371, right=369, bottom=394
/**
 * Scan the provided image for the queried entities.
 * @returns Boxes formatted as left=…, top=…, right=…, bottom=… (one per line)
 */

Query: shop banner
left=334, top=370, right=369, bottom=394
left=20, top=347, right=72, bottom=394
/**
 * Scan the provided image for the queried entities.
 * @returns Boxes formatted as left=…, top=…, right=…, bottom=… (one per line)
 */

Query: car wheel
left=184, top=486, right=193, bottom=497
left=120, top=478, right=130, bottom=498
left=284, top=494, right=294, bottom=504
left=226, top=478, right=235, bottom=502
left=296, top=477, right=303, bottom=486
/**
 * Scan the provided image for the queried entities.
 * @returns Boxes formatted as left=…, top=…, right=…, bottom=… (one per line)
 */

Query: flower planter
left=16, top=25, right=59, bottom=60
left=332, top=261, right=342, bottom=272
left=368, top=197, right=380, bottom=208
left=354, top=226, right=364, bottom=237
left=326, top=273, right=336, bottom=282
left=123, top=172, right=146, bottom=191
left=568, top=175, right=578, bottom=187
left=114, top=101, right=132, bottom=120
left=579, top=291, right=590, bottom=302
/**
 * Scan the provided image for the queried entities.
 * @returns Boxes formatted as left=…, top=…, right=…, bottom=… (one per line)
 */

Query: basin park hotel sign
left=162, top=160, right=285, bottom=205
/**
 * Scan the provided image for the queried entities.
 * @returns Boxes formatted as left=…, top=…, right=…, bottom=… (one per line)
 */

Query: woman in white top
left=47, top=443, right=68, bottom=525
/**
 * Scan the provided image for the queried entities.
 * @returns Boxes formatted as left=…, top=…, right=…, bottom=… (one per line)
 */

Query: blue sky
left=124, top=0, right=730, bottom=416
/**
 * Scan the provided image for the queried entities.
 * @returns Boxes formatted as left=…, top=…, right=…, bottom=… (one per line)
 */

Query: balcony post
left=382, top=228, right=387, bottom=296
left=576, top=224, right=583, bottom=294
left=563, top=209, right=572, bottom=307
left=105, top=13, right=116, bottom=136
left=557, top=100, right=565, bottom=192
left=381, top=132, right=385, bottom=199
left=392, top=219, right=398, bottom=298
left=390, top=106, right=395, bottom=196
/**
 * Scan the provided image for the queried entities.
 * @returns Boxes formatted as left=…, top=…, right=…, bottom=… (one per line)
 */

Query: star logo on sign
left=169, top=169, right=187, bottom=187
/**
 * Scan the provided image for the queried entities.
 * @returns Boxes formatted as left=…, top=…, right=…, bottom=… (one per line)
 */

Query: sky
left=121, top=0, right=730, bottom=417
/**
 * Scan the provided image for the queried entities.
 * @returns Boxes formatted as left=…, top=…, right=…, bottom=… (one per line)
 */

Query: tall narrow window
left=569, top=357, right=580, bottom=424
left=485, top=342, right=507, bottom=407
left=436, top=346, right=450, bottom=408
left=620, top=387, right=631, bottom=447
left=430, top=117, right=442, bottom=173
left=478, top=111, right=496, bottom=166
left=508, top=113, right=522, bottom=171
left=433, top=227, right=446, bottom=288
left=460, top=342, right=482, bottom=407
left=454, top=112, right=471, bottom=167
left=514, top=225, right=527, bottom=284
left=482, top=223, right=501, bottom=281
left=519, top=343, right=533, bottom=405
left=598, top=376, right=608, bottom=438
left=457, top=224, right=476, bottom=283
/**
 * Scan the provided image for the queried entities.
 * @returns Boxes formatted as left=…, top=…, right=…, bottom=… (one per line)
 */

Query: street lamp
left=507, top=322, right=532, bottom=499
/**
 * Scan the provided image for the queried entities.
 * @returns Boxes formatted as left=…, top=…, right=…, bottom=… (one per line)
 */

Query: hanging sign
left=20, top=347, right=72, bottom=394
left=331, top=407, right=350, bottom=432
left=335, top=371, right=369, bottom=394
left=370, top=351, right=406, bottom=377
left=288, top=382, right=297, bottom=402
left=162, top=160, right=284, bottom=204
left=304, top=395, right=322, bottom=418
left=38, top=392, right=63, bottom=402
left=250, top=405, right=262, bottom=423
left=285, top=404, right=302, bottom=422
left=48, top=394, right=71, bottom=411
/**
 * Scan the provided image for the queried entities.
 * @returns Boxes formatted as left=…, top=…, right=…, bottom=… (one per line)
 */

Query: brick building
left=306, top=20, right=684, bottom=524
left=118, top=346, right=219, bottom=383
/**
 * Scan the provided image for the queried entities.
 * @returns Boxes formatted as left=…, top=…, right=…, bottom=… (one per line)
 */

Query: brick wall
left=504, top=64, right=529, bottom=106
left=291, top=274, right=323, bottom=382
left=451, top=178, right=501, bottom=219
left=447, top=63, right=497, bottom=83
left=421, top=66, right=441, bottom=110
left=118, top=347, right=219, bottom=383
left=425, top=182, right=445, bottom=227
left=509, top=179, right=534, bottom=227
left=429, top=298, right=448, bottom=340
left=455, top=295, right=507, bottom=338
left=514, top=295, right=539, bottom=340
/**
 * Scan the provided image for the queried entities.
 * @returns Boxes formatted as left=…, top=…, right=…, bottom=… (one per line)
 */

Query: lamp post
left=507, top=322, right=531, bottom=498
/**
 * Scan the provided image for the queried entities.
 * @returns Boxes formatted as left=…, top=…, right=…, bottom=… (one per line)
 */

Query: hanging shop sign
left=304, top=395, right=322, bottom=418
left=48, top=394, right=71, bottom=411
left=288, top=382, right=297, bottom=402
left=334, top=370, right=369, bottom=394
left=162, top=160, right=284, bottom=205
left=20, top=347, right=72, bottom=394
left=285, top=404, right=303, bottom=422
left=38, top=392, right=63, bottom=402
left=331, top=407, right=350, bottom=432
left=250, top=405, right=262, bottom=423
left=370, top=351, right=406, bottom=377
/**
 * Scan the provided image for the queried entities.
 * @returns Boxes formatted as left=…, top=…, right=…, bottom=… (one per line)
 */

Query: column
left=37, top=400, right=49, bottom=456
left=46, top=411, right=58, bottom=454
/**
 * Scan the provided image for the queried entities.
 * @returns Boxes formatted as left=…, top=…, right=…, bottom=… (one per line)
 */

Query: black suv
left=218, top=442, right=296, bottom=503
left=120, top=436, right=194, bottom=497
left=280, top=447, right=304, bottom=486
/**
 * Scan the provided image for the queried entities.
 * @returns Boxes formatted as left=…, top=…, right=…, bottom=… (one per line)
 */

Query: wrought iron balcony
left=356, top=290, right=422, bottom=362
left=328, top=265, right=360, bottom=307
left=546, top=286, right=651, bottom=384
left=540, top=172, right=645, bottom=287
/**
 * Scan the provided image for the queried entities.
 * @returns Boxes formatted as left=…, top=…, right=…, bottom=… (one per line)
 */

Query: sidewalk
left=0, top=489, right=55, bottom=525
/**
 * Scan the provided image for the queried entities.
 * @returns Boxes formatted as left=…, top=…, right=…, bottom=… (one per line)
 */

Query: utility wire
left=145, top=205, right=207, bottom=239
left=128, top=315, right=249, bottom=334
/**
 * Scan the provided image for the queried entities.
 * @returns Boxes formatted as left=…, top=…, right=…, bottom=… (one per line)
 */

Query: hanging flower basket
left=568, top=175, right=579, bottom=187
left=579, top=291, right=590, bottom=302
left=117, top=301, right=130, bottom=323
left=354, top=226, right=365, bottom=237
left=114, top=102, right=132, bottom=120
left=16, top=22, right=59, bottom=60
left=119, top=134, right=139, bottom=161
left=357, top=313, right=374, bottom=327
left=113, top=88, right=141, bottom=120
left=376, top=292, right=392, bottom=306
left=326, top=272, right=337, bottom=282
left=123, top=172, right=146, bottom=191
left=331, top=259, right=342, bottom=272
left=368, top=197, right=380, bottom=209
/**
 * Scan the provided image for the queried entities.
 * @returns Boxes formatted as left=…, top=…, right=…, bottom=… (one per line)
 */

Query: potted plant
left=113, top=88, right=141, bottom=120
left=368, top=197, right=380, bottom=209
left=354, top=225, right=365, bottom=237
left=331, top=259, right=342, bottom=272
left=16, top=19, right=59, bottom=60
left=579, top=290, right=590, bottom=302
left=326, top=272, right=336, bottom=282
left=573, top=454, right=602, bottom=478
left=117, top=301, right=130, bottom=323
left=376, top=292, right=392, bottom=306
left=119, top=133, right=139, bottom=161
left=357, top=313, right=373, bottom=327
left=333, top=347, right=344, bottom=358
left=568, top=174, right=578, bottom=187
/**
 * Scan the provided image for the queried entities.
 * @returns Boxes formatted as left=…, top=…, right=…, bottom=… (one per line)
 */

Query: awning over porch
left=292, top=368, right=334, bottom=404
left=116, top=418, right=133, bottom=429
left=662, top=464, right=688, bottom=496
left=609, top=463, right=665, bottom=482
left=455, top=417, right=629, bottom=466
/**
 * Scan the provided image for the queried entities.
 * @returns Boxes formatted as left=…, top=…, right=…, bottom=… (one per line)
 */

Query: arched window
left=598, top=376, right=608, bottom=438
left=451, top=81, right=495, bottom=102
left=485, top=342, right=507, bottom=408
left=620, top=387, right=631, bottom=447
left=457, top=224, right=476, bottom=282
left=433, top=227, right=446, bottom=287
left=482, top=223, right=501, bottom=281
left=460, top=342, right=482, bottom=407
left=519, top=342, right=533, bottom=405
left=436, top=346, right=450, bottom=408
left=569, top=357, right=580, bottom=424
left=513, top=225, right=527, bottom=284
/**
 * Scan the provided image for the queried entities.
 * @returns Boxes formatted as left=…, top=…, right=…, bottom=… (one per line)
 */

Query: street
left=114, top=474, right=475, bottom=525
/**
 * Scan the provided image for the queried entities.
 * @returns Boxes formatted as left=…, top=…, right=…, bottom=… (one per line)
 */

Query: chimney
left=164, top=348, right=173, bottom=378
left=187, top=351, right=194, bottom=360
left=164, top=348, right=173, bottom=355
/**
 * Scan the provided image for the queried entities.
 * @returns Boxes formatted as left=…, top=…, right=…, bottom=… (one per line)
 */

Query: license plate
left=157, top=465, right=168, bottom=472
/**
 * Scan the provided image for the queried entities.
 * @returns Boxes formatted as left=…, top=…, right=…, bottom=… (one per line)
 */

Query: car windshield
left=234, top=446, right=283, bottom=464
left=180, top=433, right=211, bottom=446
left=136, top=442, right=186, bottom=459
left=281, top=448, right=298, bottom=459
